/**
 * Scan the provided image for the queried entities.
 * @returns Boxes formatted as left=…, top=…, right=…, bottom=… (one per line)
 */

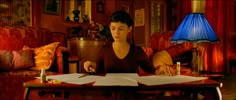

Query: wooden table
left=23, top=75, right=222, bottom=100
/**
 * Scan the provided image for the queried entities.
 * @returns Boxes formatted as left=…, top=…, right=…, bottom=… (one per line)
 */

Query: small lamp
left=171, top=13, right=220, bottom=75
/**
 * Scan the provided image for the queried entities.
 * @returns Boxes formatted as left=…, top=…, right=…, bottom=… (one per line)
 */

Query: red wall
left=33, top=0, right=118, bottom=37
left=91, top=0, right=116, bottom=26
left=32, top=0, right=68, bottom=33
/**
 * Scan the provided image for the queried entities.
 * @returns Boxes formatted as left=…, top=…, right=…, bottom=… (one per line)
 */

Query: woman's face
left=109, top=22, right=132, bottom=42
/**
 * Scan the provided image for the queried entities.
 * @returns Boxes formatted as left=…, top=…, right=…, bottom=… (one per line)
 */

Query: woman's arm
left=137, top=47, right=156, bottom=73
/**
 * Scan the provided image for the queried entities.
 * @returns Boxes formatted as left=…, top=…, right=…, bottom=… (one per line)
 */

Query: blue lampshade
left=171, top=13, right=220, bottom=44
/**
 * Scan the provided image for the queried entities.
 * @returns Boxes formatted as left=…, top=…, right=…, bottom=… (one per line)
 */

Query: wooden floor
left=219, top=73, right=236, bottom=100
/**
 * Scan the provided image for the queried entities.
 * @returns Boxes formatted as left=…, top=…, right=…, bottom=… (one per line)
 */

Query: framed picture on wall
left=134, top=9, right=145, bottom=27
left=96, top=1, right=104, bottom=13
left=44, top=0, right=61, bottom=15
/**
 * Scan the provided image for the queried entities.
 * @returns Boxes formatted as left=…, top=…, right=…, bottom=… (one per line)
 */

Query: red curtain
left=176, top=0, right=192, bottom=26
left=204, top=0, right=235, bottom=73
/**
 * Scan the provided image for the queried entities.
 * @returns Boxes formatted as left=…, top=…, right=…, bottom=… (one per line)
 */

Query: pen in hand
left=84, top=61, right=96, bottom=73
left=79, top=66, right=96, bottom=78
left=78, top=72, right=96, bottom=78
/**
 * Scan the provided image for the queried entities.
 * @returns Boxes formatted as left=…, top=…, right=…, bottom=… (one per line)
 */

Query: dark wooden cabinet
left=67, top=37, right=107, bottom=72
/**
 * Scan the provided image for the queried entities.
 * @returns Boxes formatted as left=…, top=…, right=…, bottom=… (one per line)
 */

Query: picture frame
left=134, top=9, right=145, bottom=27
left=44, top=0, right=61, bottom=15
left=96, top=1, right=104, bottom=13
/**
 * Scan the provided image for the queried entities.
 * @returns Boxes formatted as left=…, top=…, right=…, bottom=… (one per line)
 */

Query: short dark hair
left=110, top=10, right=133, bottom=27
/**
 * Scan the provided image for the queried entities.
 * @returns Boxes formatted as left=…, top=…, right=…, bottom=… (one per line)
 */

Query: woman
left=83, top=10, right=155, bottom=74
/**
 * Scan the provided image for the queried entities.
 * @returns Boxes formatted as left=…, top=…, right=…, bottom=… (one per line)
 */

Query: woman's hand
left=83, top=61, right=96, bottom=73
left=155, top=65, right=176, bottom=76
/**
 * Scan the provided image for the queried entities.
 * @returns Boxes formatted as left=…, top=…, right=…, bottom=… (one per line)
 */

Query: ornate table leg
left=216, top=87, right=222, bottom=100
left=24, top=88, right=30, bottom=100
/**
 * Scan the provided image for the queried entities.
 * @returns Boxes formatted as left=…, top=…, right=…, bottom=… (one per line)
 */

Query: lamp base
left=192, top=43, right=199, bottom=76
left=192, top=69, right=208, bottom=76
left=192, top=71, right=200, bottom=76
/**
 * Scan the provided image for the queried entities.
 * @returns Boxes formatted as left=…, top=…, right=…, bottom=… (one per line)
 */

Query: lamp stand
left=192, top=43, right=199, bottom=76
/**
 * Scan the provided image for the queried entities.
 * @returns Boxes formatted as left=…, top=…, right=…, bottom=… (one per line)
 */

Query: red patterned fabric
left=149, top=31, right=175, bottom=51
left=0, top=26, right=68, bottom=100
left=0, top=26, right=67, bottom=72
left=0, top=71, right=57, bottom=100
left=0, top=50, right=13, bottom=71
left=12, top=50, right=35, bottom=70
left=0, top=26, right=53, bottom=50
left=149, top=31, right=192, bottom=53
left=149, top=32, right=193, bottom=64
left=165, top=43, right=192, bottom=58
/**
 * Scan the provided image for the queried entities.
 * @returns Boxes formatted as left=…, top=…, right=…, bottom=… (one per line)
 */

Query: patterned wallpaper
left=0, top=0, right=31, bottom=26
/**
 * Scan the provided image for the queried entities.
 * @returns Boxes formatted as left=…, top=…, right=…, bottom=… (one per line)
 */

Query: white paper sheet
left=137, top=75, right=208, bottom=86
left=45, top=73, right=82, bottom=81
left=42, top=73, right=104, bottom=85
left=93, top=73, right=139, bottom=86
left=104, top=73, right=139, bottom=79
left=65, top=75, right=104, bottom=85
left=37, top=73, right=208, bottom=86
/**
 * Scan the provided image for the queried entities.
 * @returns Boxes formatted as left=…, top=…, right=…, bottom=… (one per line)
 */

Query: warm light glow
left=211, top=45, right=224, bottom=72
left=69, top=0, right=75, bottom=20
left=64, top=0, right=75, bottom=20
left=203, top=48, right=208, bottom=71
left=0, top=3, right=9, bottom=8
left=64, top=0, right=91, bottom=22
left=85, top=0, right=91, bottom=22
left=192, top=0, right=205, bottom=13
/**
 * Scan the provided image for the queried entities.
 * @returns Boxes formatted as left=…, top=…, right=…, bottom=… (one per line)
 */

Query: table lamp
left=171, top=13, right=220, bottom=75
